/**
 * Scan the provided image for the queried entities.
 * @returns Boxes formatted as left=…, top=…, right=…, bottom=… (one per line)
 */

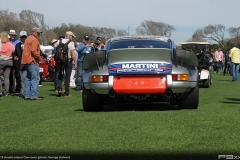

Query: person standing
left=229, top=45, right=240, bottom=82
left=96, top=37, right=102, bottom=51
left=12, top=31, right=28, bottom=95
left=55, top=31, right=77, bottom=97
left=9, top=29, right=21, bottom=94
left=214, top=47, right=224, bottom=74
left=51, top=39, right=58, bottom=92
left=75, top=35, right=90, bottom=91
left=21, top=27, right=42, bottom=100
left=69, top=42, right=78, bottom=88
left=0, top=32, right=14, bottom=96
left=13, top=31, right=28, bottom=97
left=223, top=48, right=231, bottom=76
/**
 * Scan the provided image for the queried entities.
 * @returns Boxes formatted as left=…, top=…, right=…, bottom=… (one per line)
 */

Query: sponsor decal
left=108, top=63, right=172, bottom=75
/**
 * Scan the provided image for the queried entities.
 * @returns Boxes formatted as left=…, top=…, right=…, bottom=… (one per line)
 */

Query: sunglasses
left=21, top=36, right=27, bottom=38
left=10, top=35, right=16, bottom=36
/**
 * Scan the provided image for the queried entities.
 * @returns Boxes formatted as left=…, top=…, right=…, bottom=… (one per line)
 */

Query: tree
left=203, top=24, right=226, bottom=48
left=117, top=30, right=128, bottom=37
left=19, top=10, right=49, bottom=45
left=136, top=20, right=175, bottom=37
left=187, top=29, right=205, bottom=42
left=228, top=27, right=240, bottom=46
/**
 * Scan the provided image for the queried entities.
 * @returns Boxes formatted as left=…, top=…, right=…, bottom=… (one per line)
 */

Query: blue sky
left=1, top=0, right=239, bottom=45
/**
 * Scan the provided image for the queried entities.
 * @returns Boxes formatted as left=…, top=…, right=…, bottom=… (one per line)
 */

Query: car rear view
left=82, top=36, right=199, bottom=111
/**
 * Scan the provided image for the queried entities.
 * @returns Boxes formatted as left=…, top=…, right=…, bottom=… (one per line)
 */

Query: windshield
left=109, top=39, right=170, bottom=50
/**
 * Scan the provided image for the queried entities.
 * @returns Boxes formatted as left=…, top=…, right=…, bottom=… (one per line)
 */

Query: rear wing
left=175, top=49, right=198, bottom=68
left=82, top=50, right=106, bottom=70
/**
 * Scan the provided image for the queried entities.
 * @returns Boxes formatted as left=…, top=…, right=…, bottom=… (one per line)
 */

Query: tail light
left=172, top=74, right=189, bottom=81
left=92, top=75, right=108, bottom=83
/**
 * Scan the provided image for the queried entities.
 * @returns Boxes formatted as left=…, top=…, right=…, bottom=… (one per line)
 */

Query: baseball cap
left=19, top=31, right=27, bottom=37
left=32, top=27, right=42, bottom=33
left=94, top=40, right=100, bottom=45
left=66, top=31, right=76, bottom=37
left=83, top=35, right=89, bottom=40
left=9, top=29, right=17, bottom=35
left=100, top=43, right=105, bottom=47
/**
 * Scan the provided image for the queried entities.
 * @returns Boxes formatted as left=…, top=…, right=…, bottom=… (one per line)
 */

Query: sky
left=1, top=0, right=240, bottom=45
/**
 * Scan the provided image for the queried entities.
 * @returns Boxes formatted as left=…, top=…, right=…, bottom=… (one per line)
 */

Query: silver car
left=82, top=36, right=199, bottom=111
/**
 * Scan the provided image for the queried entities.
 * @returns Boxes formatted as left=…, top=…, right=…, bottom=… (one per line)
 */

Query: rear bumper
left=85, top=75, right=197, bottom=94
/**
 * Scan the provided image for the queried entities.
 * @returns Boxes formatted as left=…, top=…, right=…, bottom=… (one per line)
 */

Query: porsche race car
left=82, top=36, right=199, bottom=111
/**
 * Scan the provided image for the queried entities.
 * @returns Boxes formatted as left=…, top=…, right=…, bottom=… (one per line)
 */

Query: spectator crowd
left=0, top=27, right=105, bottom=99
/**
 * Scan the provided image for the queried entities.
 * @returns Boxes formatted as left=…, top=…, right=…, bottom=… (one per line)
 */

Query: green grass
left=1, top=71, right=240, bottom=157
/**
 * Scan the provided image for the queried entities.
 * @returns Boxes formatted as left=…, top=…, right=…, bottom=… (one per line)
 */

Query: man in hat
left=21, top=27, right=43, bottom=100
left=55, top=31, right=77, bottom=97
left=9, top=29, right=20, bottom=47
left=9, top=29, right=21, bottom=94
left=12, top=31, right=28, bottom=96
left=75, top=35, right=90, bottom=91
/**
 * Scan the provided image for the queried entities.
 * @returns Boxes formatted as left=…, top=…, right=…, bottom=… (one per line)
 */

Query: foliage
left=0, top=9, right=128, bottom=45
left=136, top=20, right=175, bottom=37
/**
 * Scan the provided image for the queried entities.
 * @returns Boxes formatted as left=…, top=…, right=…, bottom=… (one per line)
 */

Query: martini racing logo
left=121, top=63, right=162, bottom=72
left=108, top=63, right=172, bottom=75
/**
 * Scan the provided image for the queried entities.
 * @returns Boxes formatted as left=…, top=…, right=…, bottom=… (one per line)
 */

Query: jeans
left=76, top=61, right=83, bottom=90
left=20, top=70, right=27, bottom=96
left=214, top=61, right=223, bottom=73
left=0, top=60, right=13, bottom=94
left=232, top=62, right=239, bottom=81
left=57, top=61, right=72, bottom=95
left=25, top=62, right=40, bottom=99
left=12, top=61, right=21, bottom=93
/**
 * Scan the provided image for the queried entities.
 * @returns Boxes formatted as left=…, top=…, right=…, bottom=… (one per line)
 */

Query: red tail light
left=103, top=75, right=108, bottom=82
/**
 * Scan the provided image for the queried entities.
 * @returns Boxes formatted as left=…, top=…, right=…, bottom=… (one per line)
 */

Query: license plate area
left=113, top=75, right=167, bottom=94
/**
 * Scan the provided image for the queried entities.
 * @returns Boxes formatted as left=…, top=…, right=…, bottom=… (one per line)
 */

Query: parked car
left=180, top=42, right=212, bottom=88
left=82, top=36, right=199, bottom=111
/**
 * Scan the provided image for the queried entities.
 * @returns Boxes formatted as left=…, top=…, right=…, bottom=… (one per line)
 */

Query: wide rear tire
left=82, top=87, right=104, bottom=112
left=178, top=84, right=199, bottom=109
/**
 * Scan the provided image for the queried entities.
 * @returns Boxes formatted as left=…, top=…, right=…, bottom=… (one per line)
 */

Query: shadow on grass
left=219, top=101, right=240, bottom=104
left=75, top=103, right=180, bottom=112
left=49, top=94, right=57, bottom=97
left=226, top=98, right=240, bottom=101
left=218, top=80, right=232, bottom=81
left=219, top=98, right=240, bottom=104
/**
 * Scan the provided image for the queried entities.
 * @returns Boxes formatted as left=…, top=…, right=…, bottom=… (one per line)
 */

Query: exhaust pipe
left=163, top=89, right=173, bottom=99
left=108, top=89, right=116, bottom=99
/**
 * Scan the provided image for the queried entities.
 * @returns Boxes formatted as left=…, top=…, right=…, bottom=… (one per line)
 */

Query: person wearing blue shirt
left=8, top=29, right=21, bottom=95
left=75, top=35, right=91, bottom=91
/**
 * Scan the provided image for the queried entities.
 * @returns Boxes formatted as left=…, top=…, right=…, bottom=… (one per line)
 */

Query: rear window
left=109, top=39, right=170, bottom=50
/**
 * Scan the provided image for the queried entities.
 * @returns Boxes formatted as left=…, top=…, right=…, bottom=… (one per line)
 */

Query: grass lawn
left=1, top=70, right=240, bottom=159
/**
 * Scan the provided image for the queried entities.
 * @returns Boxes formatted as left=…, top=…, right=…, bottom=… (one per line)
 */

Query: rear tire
left=202, top=76, right=210, bottom=88
left=178, top=84, right=199, bottom=109
left=82, top=86, right=104, bottom=112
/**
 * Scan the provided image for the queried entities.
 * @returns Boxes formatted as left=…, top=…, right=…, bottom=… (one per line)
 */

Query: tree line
left=2, top=9, right=239, bottom=51
left=0, top=10, right=176, bottom=46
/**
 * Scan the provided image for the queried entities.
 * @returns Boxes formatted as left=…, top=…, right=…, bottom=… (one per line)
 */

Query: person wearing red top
left=0, top=32, right=15, bottom=96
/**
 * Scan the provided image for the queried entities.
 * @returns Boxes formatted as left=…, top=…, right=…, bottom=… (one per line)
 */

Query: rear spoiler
left=175, top=49, right=198, bottom=68
left=82, top=50, right=106, bottom=70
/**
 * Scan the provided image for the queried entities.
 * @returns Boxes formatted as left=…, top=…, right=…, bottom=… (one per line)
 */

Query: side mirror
left=82, top=50, right=106, bottom=70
